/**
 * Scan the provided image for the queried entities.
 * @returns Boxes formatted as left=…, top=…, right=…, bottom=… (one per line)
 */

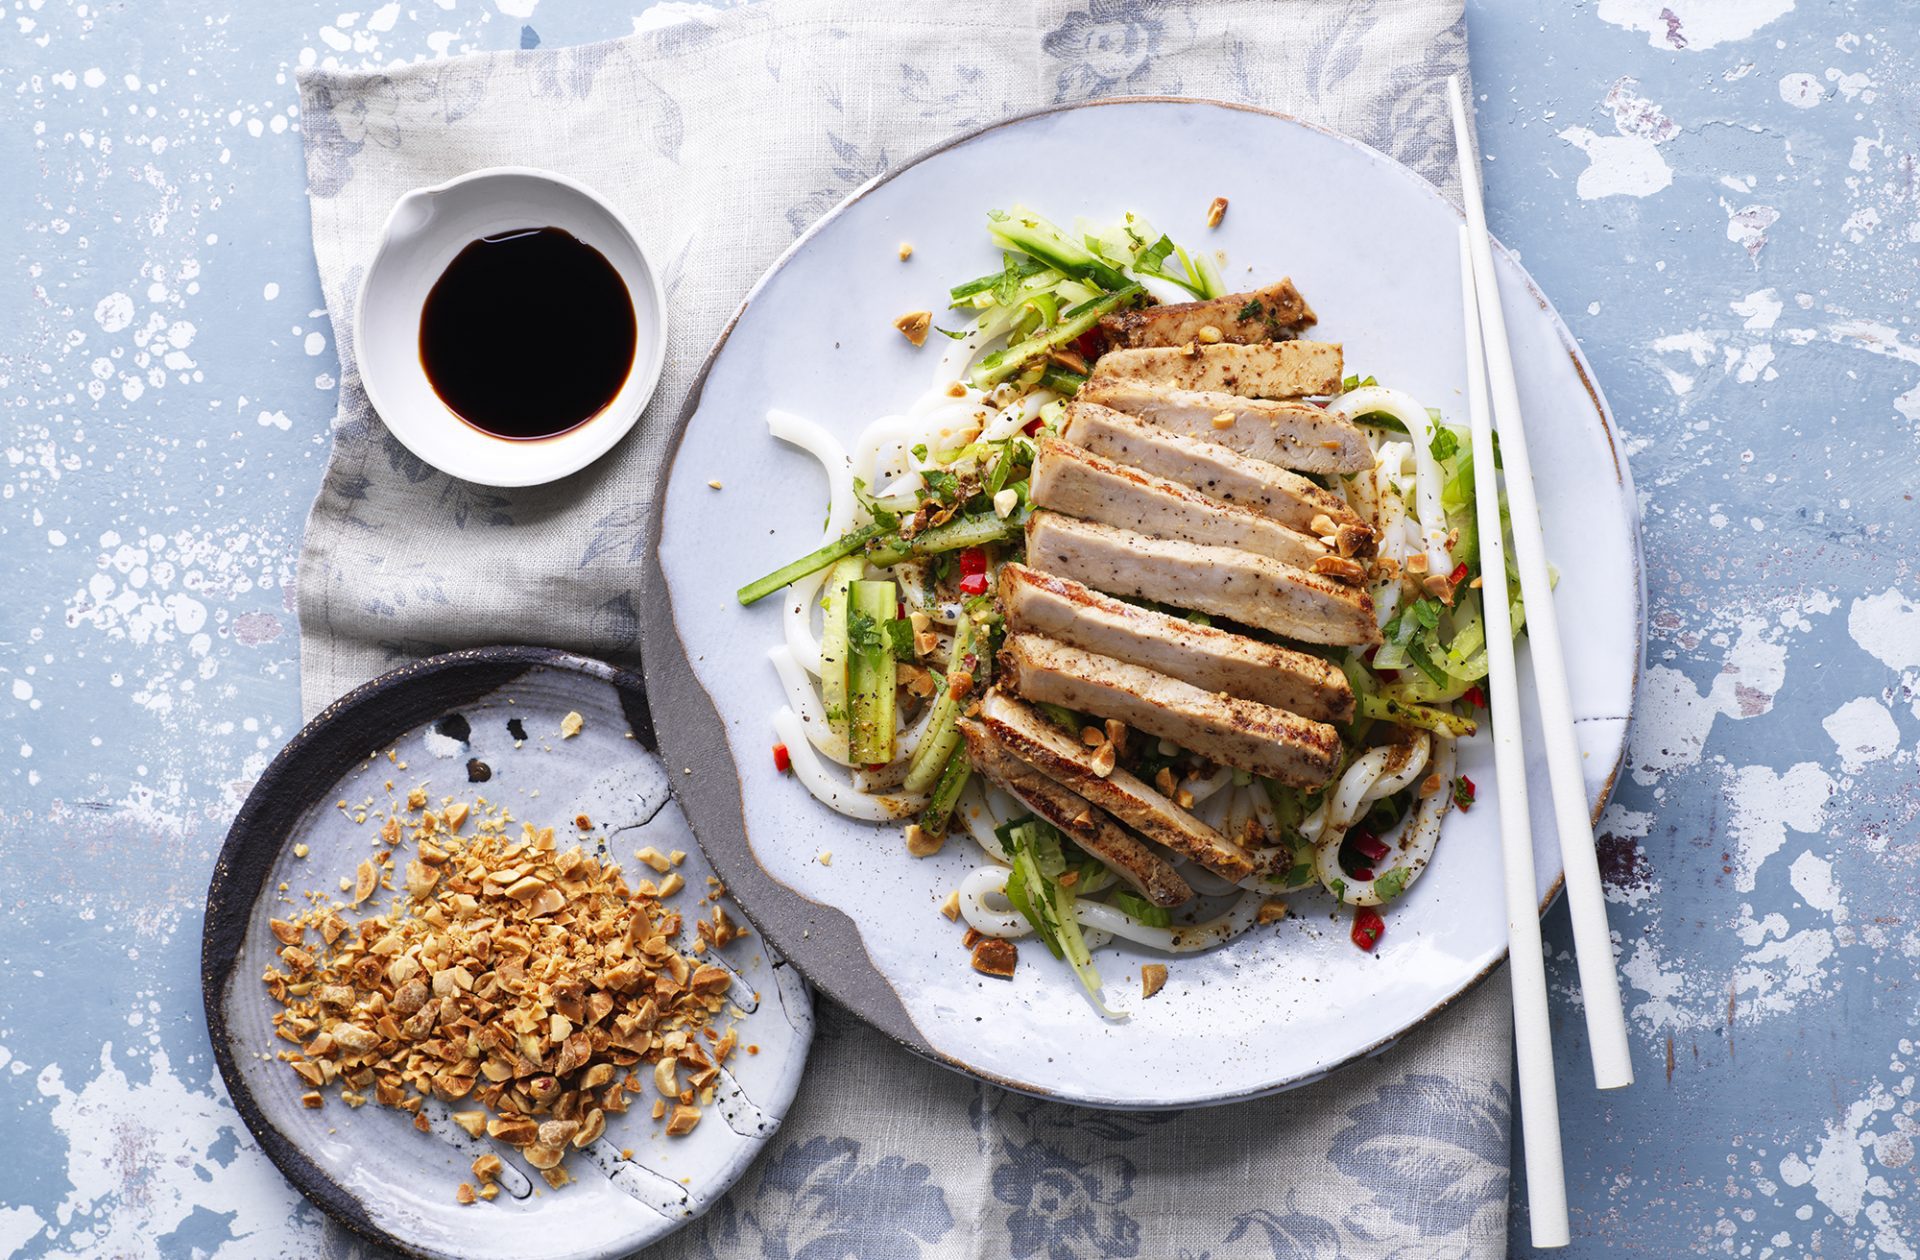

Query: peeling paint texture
left=0, top=1, right=1916, bottom=1258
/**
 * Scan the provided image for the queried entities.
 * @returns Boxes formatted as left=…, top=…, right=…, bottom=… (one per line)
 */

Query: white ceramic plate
left=203, top=649, right=812, bottom=1260
left=644, top=99, right=1641, bottom=1109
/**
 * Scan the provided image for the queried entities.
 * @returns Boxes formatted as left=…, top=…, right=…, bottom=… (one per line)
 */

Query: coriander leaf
left=1429, top=426, right=1461, bottom=463
left=882, top=618, right=915, bottom=660
left=910, top=443, right=928, bottom=462
left=847, top=610, right=883, bottom=655
left=1411, top=598, right=1442, bottom=631
left=1373, top=867, right=1409, bottom=901
left=1236, top=297, right=1266, bottom=322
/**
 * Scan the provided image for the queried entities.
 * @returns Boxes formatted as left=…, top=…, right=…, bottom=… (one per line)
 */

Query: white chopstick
left=1461, top=226, right=1569, bottom=1249
left=1447, top=73, right=1635, bottom=1091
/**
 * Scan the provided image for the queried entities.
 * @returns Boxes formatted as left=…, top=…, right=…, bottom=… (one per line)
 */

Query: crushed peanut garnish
left=559, top=711, right=584, bottom=738
left=1141, top=963, right=1168, bottom=998
left=260, top=794, right=740, bottom=1195
left=897, top=242, right=914, bottom=261
left=1210, top=410, right=1237, bottom=430
left=1256, top=898, right=1289, bottom=925
left=938, top=890, right=961, bottom=921
left=1205, top=196, right=1228, bottom=228
left=905, top=824, right=945, bottom=858
left=970, top=937, right=1017, bottom=978
left=894, top=310, right=933, bottom=347
left=1195, top=324, right=1223, bottom=344
left=1419, top=772, right=1444, bottom=798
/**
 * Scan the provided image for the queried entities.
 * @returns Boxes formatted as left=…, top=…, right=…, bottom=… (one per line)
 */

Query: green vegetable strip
left=903, top=613, right=975, bottom=793
left=970, top=284, right=1141, bottom=389
left=1106, top=889, right=1171, bottom=928
left=1354, top=691, right=1477, bottom=738
left=918, top=750, right=972, bottom=836
left=736, top=523, right=884, bottom=606
left=989, top=210, right=1133, bottom=291
left=817, top=556, right=865, bottom=740
left=847, top=579, right=898, bottom=764
left=866, top=508, right=1027, bottom=567
left=1038, top=364, right=1088, bottom=396
left=949, top=256, right=1051, bottom=304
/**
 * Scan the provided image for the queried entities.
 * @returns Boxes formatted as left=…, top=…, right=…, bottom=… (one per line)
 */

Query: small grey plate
left=202, top=647, right=812, bottom=1260
left=642, top=99, right=1642, bottom=1109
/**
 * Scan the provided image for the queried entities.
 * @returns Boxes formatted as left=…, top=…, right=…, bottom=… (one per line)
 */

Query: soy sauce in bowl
left=419, top=226, right=637, bottom=441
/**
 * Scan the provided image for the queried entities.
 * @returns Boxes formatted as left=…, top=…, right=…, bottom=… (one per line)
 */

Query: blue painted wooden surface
left=1, top=2, right=1913, bottom=1255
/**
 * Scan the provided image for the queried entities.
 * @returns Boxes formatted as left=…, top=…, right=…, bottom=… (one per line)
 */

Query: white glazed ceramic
left=204, top=650, right=811, bottom=1260
left=646, top=99, right=1642, bottom=1108
left=354, top=168, right=668, bottom=488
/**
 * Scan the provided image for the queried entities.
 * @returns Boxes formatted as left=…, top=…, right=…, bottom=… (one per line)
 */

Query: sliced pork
left=1098, top=280, right=1315, bottom=349
left=1029, top=436, right=1331, bottom=572
left=977, top=690, right=1256, bottom=882
left=998, top=564, right=1354, bottom=723
left=1060, top=402, right=1368, bottom=541
left=1025, top=512, right=1382, bottom=647
left=959, top=719, right=1193, bottom=907
left=997, top=634, right=1342, bottom=788
left=1086, top=340, right=1343, bottom=400
left=1079, top=381, right=1372, bottom=475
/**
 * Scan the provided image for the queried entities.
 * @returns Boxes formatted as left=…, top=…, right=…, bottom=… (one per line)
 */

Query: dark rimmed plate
left=640, top=99, right=1641, bottom=1109
left=202, top=647, right=812, bottom=1260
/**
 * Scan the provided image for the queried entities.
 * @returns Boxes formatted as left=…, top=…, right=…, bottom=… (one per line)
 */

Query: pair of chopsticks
left=1447, top=74, right=1634, bottom=1250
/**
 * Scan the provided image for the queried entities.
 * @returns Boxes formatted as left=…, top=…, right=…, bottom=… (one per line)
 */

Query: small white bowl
left=354, top=168, right=667, bottom=488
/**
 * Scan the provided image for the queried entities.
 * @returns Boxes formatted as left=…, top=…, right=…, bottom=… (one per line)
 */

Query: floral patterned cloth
left=296, top=3, right=1512, bottom=1255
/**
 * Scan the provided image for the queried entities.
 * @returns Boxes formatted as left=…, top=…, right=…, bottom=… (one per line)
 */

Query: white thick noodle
left=1184, top=764, right=1235, bottom=805
left=767, top=408, right=855, bottom=541
left=773, top=707, right=924, bottom=822
left=958, top=866, right=1034, bottom=939
left=783, top=566, right=829, bottom=678
left=1321, top=737, right=1457, bottom=907
left=1075, top=893, right=1264, bottom=953
left=1328, top=387, right=1449, bottom=577
left=980, top=389, right=1055, bottom=441
left=769, top=646, right=851, bottom=764
left=956, top=783, right=1013, bottom=863
left=1180, top=861, right=1243, bottom=897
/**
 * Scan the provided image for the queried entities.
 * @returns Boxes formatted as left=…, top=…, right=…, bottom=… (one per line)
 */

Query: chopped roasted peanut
left=1312, top=555, right=1368, bottom=584
left=1196, top=324, right=1223, bottom=344
left=559, top=710, right=584, bottom=738
left=1089, top=741, right=1117, bottom=778
left=1309, top=513, right=1337, bottom=537
left=1175, top=788, right=1196, bottom=810
left=1405, top=552, right=1430, bottom=574
left=472, top=1154, right=503, bottom=1184
left=665, top=1104, right=703, bottom=1137
left=1419, top=773, right=1444, bottom=798
left=636, top=846, right=674, bottom=873
left=971, top=938, right=1018, bottom=978
left=1210, top=410, right=1237, bottom=430
left=1141, top=963, right=1168, bottom=998
left=1423, top=573, right=1456, bottom=603
left=452, top=1111, right=487, bottom=1138
left=905, top=824, right=945, bottom=858
left=1154, top=767, right=1178, bottom=797
left=898, top=242, right=914, bottom=261
left=939, top=890, right=961, bottom=921
left=894, top=310, right=933, bottom=347
left=455, top=1182, right=476, bottom=1205
left=817, top=851, right=832, bottom=866
left=1103, top=719, right=1128, bottom=754
left=1081, top=725, right=1107, bottom=748
left=351, top=860, right=376, bottom=907
left=1205, top=196, right=1228, bottom=228
left=1256, top=899, right=1289, bottom=925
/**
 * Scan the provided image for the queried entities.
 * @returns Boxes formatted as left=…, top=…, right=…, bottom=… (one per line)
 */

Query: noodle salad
left=736, top=206, right=1525, bottom=1016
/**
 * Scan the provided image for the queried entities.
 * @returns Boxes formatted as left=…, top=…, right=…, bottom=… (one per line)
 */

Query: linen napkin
left=296, top=3, right=1514, bottom=1255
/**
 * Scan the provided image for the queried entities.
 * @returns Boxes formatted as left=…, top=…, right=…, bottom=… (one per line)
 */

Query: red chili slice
left=1352, top=907, right=1385, bottom=952
left=1351, top=830, right=1390, bottom=863
left=957, top=547, right=988, bottom=576
left=1022, top=416, right=1045, bottom=437
left=1463, top=684, right=1487, bottom=710
left=772, top=743, right=791, bottom=773
left=958, top=572, right=989, bottom=596
left=1449, top=561, right=1469, bottom=585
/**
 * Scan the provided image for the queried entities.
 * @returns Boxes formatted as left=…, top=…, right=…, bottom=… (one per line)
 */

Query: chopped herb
left=1340, top=373, right=1380, bottom=392
left=846, top=609, right=883, bottom=655
left=910, top=444, right=929, bottom=462
left=1108, top=889, right=1172, bottom=927
left=1410, top=598, right=1443, bottom=631
left=1429, top=426, right=1461, bottom=463
left=919, top=469, right=961, bottom=503
left=1372, top=867, right=1410, bottom=901
left=1452, top=775, right=1477, bottom=811
left=1236, top=297, right=1266, bottom=322
left=882, top=619, right=916, bottom=659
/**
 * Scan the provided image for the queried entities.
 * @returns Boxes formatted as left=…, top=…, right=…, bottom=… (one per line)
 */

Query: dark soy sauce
left=419, top=226, right=636, bottom=440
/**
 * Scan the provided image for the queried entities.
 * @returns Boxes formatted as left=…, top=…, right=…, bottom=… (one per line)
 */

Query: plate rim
left=199, top=645, right=811, bottom=1259
left=639, top=94, right=1644, bottom=1108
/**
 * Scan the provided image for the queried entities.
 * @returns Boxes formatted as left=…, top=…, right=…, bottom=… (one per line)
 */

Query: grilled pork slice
left=958, top=719, right=1193, bottom=907
left=1086, top=339, right=1343, bottom=400
left=1029, top=436, right=1331, bottom=572
left=998, top=564, right=1354, bottom=723
left=998, top=634, right=1341, bottom=788
left=977, top=689, right=1256, bottom=882
left=1098, top=280, right=1315, bottom=349
left=1060, top=403, right=1372, bottom=555
left=1079, top=381, right=1371, bottom=475
left=1025, top=512, right=1382, bottom=647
